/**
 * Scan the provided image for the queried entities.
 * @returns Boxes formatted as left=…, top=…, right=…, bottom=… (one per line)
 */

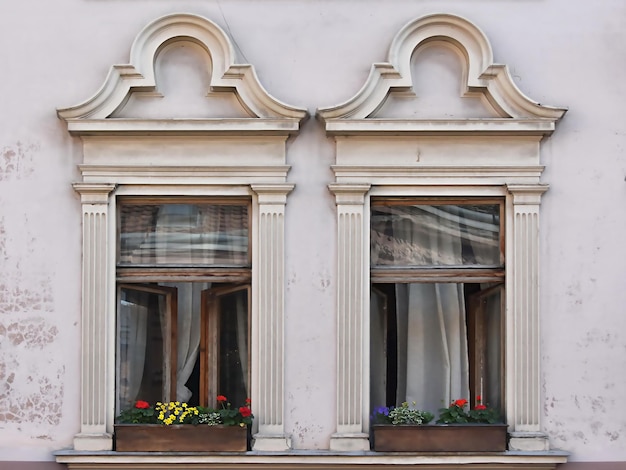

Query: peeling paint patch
left=0, top=277, right=53, bottom=315
left=0, top=218, right=7, bottom=262
left=0, top=318, right=58, bottom=349
left=0, top=357, right=64, bottom=426
left=0, top=141, right=39, bottom=180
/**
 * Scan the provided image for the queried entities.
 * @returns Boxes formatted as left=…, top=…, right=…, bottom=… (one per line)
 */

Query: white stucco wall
left=0, top=0, right=625, bottom=463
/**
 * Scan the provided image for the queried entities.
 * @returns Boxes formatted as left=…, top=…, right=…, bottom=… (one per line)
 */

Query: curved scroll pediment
left=317, top=13, right=566, bottom=136
left=58, top=13, right=307, bottom=135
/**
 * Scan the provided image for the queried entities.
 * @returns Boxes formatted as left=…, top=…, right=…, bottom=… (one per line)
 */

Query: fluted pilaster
left=72, top=183, right=116, bottom=451
left=506, top=184, right=550, bottom=451
left=250, top=184, right=293, bottom=451
left=328, top=184, right=371, bottom=451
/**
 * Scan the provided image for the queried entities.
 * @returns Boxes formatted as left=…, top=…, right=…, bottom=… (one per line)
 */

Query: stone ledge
left=56, top=449, right=569, bottom=469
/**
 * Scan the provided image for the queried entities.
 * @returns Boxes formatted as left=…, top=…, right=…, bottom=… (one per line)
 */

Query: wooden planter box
left=372, top=424, right=508, bottom=452
left=114, top=424, right=248, bottom=452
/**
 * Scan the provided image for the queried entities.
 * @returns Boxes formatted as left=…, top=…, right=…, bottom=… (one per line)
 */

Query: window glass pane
left=370, top=282, right=502, bottom=416
left=117, top=288, right=169, bottom=412
left=119, top=203, right=249, bottom=266
left=371, top=204, right=501, bottom=267
left=217, top=288, right=249, bottom=406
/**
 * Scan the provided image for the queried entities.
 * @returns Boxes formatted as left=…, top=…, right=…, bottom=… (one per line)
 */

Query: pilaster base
left=329, top=433, right=370, bottom=451
left=509, top=432, right=550, bottom=451
left=73, top=432, right=113, bottom=451
left=252, top=434, right=292, bottom=451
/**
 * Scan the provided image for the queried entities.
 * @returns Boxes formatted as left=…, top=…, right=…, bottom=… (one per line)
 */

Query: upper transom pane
left=371, top=202, right=502, bottom=268
left=119, top=202, right=249, bottom=266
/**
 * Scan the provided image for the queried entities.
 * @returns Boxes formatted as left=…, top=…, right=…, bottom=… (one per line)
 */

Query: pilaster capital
left=506, top=184, right=549, bottom=206
left=73, top=183, right=116, bottom=204
left=251, top=184, right=295, bottom=205
left=328, top=184, right=371, bottom=205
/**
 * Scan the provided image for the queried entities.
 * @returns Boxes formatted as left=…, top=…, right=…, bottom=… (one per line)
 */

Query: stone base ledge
left=251, top=433, right=292, bottom=451
left=73, top=433, right=113, bottom=451
left=330, top=433, right=370, bottom=451
left=509, top=432, right=551, bottom=452
left=56, top=449, right=569, bottom=469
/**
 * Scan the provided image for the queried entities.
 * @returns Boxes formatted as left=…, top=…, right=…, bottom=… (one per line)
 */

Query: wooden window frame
left=115, top=197, right=252, bottom=408
left=370, top=197, right=506, bottom=411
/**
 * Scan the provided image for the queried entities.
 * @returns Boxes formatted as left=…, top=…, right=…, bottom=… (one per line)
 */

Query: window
left=369, top=198, right=505, bottom=416
left=115, top=198, right=251, bottom=412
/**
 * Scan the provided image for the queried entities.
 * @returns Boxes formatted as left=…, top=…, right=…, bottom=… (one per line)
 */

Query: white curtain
left=119, top=296, right=148, bottom=409
left=168, top=282, right=206, bottom=403
left=398, top=283, right=470, bottom=415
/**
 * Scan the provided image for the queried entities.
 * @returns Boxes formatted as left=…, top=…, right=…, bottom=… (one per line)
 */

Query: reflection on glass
left=119, top=203, right=248, bottom=266
left=371, top=204, right=501, bottom=267
left=117, top=288, right=167, bottom=411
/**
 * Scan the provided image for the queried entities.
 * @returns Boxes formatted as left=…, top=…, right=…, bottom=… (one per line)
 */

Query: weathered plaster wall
left=0, top=0, right=625, bottom=463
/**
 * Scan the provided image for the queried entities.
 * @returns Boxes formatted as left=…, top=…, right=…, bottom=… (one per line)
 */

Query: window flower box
left=114, top=398, right=253, bottom=452
left=371, top=399, right=507, bottom=452
left=372, top=423, right=508, bottom=452
left=114, top=423, right=248, bottom=452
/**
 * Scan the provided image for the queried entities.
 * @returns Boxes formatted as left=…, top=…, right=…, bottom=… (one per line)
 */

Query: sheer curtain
left=118, top=295, right=148, bottom=410
left=398, top=282, right=469, bottom=414
left=171, top=282, right=205, bottom=403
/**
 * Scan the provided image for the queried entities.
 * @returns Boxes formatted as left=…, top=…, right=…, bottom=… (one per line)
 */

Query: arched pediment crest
left=58, top=13, right=307, bottom=134
left=317, top=13, right=566, bottom=135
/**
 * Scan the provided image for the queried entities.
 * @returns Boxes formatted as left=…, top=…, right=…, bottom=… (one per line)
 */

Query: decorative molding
left=251, top=184, right=294, bottom=451
left=57, top=13, right=307, bottom=131
left=72, top=183, right=116, bottom=451
left=328, top=184, right=371, bottom=452
left=332, top=165, right=545, bottom=185
left=55, top=449, right=569, bottom=468
left=506, top=184, right=549, bottom=451
left=316, top=13, right=566, bottom=133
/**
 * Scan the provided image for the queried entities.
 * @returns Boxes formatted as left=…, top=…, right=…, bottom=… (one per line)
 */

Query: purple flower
left=374, top=406, right=390, bottom=416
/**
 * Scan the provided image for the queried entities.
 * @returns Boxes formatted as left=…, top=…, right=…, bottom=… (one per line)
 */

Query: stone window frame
left=316, top=13, right=567, bottom=456
left=56, top=12, right=307, bottom=453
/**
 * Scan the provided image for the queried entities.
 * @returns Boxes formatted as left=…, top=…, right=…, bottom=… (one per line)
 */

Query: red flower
left=239, top=406, right=252, bottom=418
left=134, top=400, right=150, bottom=409
left=476, top=395, right=482, bottom=402
left=453, top=399, right=468, bottom=407
left=475, top=404, right=487, bottom=410
left=217, top=395, right=228, bottom=403
left=245, top=397, right=252, bottom=405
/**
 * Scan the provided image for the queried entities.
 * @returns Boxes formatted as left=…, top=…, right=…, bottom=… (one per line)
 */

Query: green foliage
left=436, top=398, right=501, bottom=424
left=390, top=402, right=434, bottom=425
left=116, top=396, right=254, bottom=427
left=116, top=400, right=157, bottom=424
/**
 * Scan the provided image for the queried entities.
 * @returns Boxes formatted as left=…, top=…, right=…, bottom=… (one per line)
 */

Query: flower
left=116, top=397, right=254, bottom=427
left=437, top=397, right=501, bottom=424
left=372, top=402, right=433, bottom=425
